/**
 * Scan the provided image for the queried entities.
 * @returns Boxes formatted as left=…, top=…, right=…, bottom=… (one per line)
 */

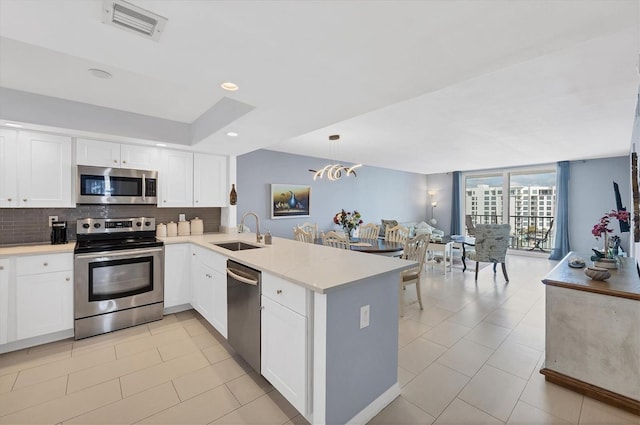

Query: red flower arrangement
left=591, top=210, right=630, bottom=239
left=333, top=209, right=363, bottom=233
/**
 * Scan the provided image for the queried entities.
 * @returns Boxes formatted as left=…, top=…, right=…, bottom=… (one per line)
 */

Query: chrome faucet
left=241, top=212, right=262, bottom=243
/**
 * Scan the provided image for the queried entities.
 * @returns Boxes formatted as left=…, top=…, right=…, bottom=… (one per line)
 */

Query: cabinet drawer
left=262, top=273, right=307, bottom=316
left=16, top=253, right=73, bottom=275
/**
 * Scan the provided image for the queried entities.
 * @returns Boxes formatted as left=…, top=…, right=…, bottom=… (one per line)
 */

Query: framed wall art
left=271, top=184, right=311, bottom=218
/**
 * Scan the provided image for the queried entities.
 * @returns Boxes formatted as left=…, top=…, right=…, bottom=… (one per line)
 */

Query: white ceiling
left=0, top=0, right=638, bottom=174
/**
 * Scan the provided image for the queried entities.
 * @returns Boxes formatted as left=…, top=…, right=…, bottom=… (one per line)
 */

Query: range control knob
left=82, top=223, right=90, bottom=229
left=136, top=222, right=142, bottom=227
left=94, top=223, right=101, bottom=228
left=145, top=221, right=151, bottom=227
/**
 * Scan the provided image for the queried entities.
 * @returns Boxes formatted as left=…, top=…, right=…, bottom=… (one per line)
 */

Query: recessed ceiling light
left=155, top=143, right=167, bottom=147
left=88, top=68, right=113, bottom=79
left=221, top=82, right=239, bottom=91
left=226, top=132, right=239, bottom=137
left=3, top=122, right=23, bottom=128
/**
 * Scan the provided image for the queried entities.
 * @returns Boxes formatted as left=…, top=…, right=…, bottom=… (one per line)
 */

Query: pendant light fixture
left=309, top=135, right=362, bottom=181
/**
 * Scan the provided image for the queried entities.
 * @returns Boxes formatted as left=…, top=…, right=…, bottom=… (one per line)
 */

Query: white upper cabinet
left=194, top=153, right=227, bottom=207
left=76, top=138, right=159, bottom=171
left=0, top=129, right=18, bottom=208
left=159, top=150, right=228, bottom=208
left=0, top=129, right=73, bottom=208
left=159, top=150, right=194, bottom=207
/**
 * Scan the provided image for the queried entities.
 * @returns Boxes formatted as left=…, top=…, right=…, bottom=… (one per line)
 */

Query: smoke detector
left=102, top=0, right=167, bottom=41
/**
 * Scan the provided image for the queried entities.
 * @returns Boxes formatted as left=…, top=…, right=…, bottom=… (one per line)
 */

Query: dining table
left=348, top=238, right=405, bottom=256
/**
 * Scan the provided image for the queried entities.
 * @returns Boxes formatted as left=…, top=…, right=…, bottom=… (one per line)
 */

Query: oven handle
left=227, top=267, right=259, bottom=286
left=142, top=174, right=146, bottom=201
left=75, top=247, right=163, bottom=259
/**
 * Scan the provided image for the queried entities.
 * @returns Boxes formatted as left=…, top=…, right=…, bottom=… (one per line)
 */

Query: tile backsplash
left=0, top=206, right=221, bottom=246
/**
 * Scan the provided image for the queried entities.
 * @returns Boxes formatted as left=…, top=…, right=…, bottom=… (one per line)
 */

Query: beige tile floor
left=1, top=254, right=639, bottom=425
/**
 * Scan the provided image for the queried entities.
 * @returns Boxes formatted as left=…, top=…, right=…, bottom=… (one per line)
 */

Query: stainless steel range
left=74, top=217, right=164, bottom=340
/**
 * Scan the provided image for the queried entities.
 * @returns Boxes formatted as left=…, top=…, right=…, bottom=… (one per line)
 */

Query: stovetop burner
left=74, top=217, right=163, bottom=254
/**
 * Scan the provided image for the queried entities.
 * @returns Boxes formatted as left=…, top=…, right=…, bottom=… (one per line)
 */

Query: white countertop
left=0, top=233, right=416, bottom=294
left=162, top=233, right=416, bottom=294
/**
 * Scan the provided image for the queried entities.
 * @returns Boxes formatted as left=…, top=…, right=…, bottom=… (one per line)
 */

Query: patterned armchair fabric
left=464, top=223, right=510, bottom=282
left=466, top=224, right=510, bottom=263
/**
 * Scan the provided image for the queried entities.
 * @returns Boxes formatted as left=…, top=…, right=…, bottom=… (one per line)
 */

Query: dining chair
left=358, top=223, right=380, bottom=241
left=399, top=234, right=429, bottom=317
left=385, top=224, right=409, bottom=244
left=298, top=222, right=319, bottom=241
left=293, top=226, right=315, bottom=243
left=321, top=231, right=350, bottom=249
left=462, top=223, right=510, bottom=282
left=465, top=215, right=476, bottom=236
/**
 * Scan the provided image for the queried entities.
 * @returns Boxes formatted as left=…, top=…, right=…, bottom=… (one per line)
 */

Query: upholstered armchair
left=462, top=223, right=510, bottom=282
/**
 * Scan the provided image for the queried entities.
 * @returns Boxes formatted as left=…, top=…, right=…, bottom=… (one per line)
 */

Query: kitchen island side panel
left=324, top=271, right=399, bottom=425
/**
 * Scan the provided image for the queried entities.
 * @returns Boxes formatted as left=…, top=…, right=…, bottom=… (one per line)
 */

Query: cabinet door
left=193, top=261, right=216, bottom=325
left=16, top=271, right=73, bottom=340
left=261, top=295, right=307, bottom=414
left=164, top=244, right=191, bottom=309
left=18, top=131, right=73, bottom=207
left=159, top=150, right=193, bottom=207
left=121, top=145, right=159, bottom=171
left=76, top=138, right=121, bottom=167
left=0, top=258, right=10, bottom=345
left=0, top=129, right=18, bottom=207
left=194, top=153, right=227, bottom=207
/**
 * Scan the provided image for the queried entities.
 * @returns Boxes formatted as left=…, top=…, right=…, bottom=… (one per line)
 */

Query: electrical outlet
left=48, top=216, right=58, bottom=227
left=360, top=305, right=370, bottom=329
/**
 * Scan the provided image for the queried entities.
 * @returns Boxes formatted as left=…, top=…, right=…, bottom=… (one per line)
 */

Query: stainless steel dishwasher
left=226, top=260, right=262, bottom=373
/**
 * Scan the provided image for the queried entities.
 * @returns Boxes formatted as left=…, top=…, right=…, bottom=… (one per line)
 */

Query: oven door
left=74, top=246, right=164, bottom=319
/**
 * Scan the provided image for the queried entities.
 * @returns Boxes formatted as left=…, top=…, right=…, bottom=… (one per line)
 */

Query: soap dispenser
left=265, top=229, right=272, bottom=245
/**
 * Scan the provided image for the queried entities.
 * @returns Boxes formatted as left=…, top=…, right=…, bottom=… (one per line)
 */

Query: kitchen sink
left=212, top=241, right=263, bottom=251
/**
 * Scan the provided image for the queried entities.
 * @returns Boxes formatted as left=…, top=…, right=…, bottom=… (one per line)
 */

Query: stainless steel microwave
left=77, top=165, right=158, bottom=204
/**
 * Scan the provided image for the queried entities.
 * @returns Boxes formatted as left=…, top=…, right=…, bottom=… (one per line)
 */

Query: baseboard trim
left=540, top=368, right=639, bottom=416
left=346, top=383, right=400, bottom=425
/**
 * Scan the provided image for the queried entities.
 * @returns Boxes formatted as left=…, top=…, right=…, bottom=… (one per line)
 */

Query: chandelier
left=309, top=135, right=362, bottom=181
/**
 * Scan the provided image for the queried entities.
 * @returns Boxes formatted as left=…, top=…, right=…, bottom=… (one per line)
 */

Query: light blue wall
left=325, top=271, right=398, bottom=424
left=236, top=150, right=428, bottom=238
left=568, top=156, right=631, bottom=255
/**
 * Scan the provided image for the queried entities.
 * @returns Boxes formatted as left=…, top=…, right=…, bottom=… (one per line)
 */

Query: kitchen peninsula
left=0, top=232, right=416, bottom=425
left=541, top=252, right=640, bottom=415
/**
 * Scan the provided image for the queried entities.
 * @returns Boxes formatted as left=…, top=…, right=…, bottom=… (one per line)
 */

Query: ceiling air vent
left=102, top=0, right=167, bottom=41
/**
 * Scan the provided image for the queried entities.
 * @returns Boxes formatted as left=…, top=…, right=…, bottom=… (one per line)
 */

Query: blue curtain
left=450, top=171, right=462, bottom=235
left=549, top=161, right=570, bottom=260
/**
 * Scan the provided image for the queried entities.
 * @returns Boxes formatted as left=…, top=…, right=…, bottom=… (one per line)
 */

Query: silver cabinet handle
left=0, top=266, right=4, bottom=270
left=43, top=262, right=48, bottom=266
left=7, top=198, right=11, bottom=202
left=114, top=160, right=118, bottom=163
left=66, top=277, right=70, bottom=281
left=276, top=289, right=282, bottom=294
left=122, top=160, right=127, bottom=164
left=23, top=198, right=27, bottom=202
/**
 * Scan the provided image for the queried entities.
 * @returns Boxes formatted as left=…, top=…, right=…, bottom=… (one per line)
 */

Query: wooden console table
left=541, top=252, right=640, bottom=415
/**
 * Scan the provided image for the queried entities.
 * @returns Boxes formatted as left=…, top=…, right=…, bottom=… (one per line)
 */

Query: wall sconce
left=428, top=190, right=437, bottom=226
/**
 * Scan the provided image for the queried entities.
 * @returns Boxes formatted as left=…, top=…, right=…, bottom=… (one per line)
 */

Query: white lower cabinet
left=16, top=254, right=73, bottom=340
left=0, top=258, right=10, bottom=345
left=191, top=247, right=227, bottom=338
left=261, top=273, right=308, bottom=415
left=164, top=244, right=191, bottom=309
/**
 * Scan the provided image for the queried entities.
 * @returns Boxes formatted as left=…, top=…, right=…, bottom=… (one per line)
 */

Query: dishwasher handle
left=227, top=267, right=259, bottom=286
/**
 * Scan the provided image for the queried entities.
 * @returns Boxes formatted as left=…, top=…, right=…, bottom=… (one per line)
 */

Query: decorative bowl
left=584, top=266, right=611, bottom=281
